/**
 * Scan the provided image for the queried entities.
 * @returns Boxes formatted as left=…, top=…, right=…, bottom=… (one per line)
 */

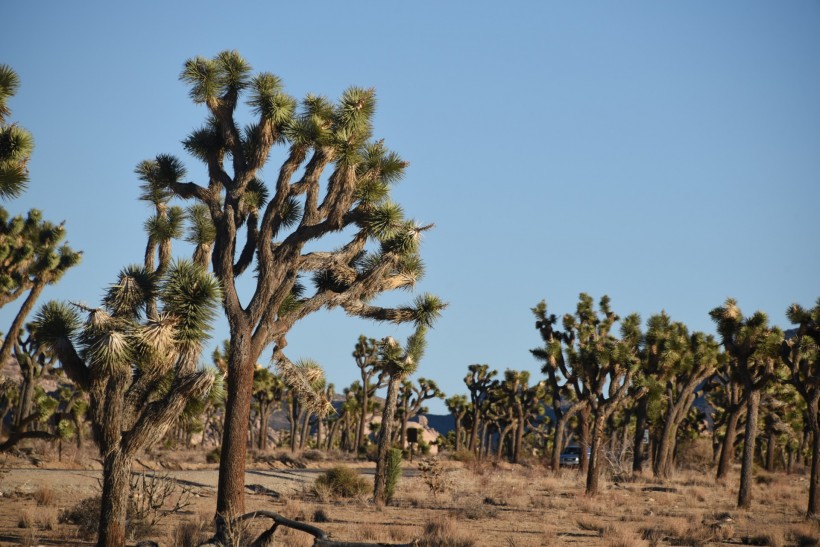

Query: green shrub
left=314, top=466, right=369, bottom=499
left=385, top=448, right=403, bottom=503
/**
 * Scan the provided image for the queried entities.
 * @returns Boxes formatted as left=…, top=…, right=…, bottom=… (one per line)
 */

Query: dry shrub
left=450, top=498, right=499, bottom=520
left=314, top=465, right=369, bottom=499
left=33, top=485, right=54, bottom=506
left=59, top=496, right=101, bottom=538
left=787, top=524, right=820, bottom=546
left=604, top=522, right=648, bottom=547
left=416, top=516, right=476, bottom=546
left=576, top=517, right=607, bottom=536
left=675, top=438, right=713, bottom=472
left=312, top=508, right=330, bottom=523
left=17, top=509, right=33, bottom=529
left=741, top=528, right=785, bottom=547
left=169, top=520, right=209, bottom=547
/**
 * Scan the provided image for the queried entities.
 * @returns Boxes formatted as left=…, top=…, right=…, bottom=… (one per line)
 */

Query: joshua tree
left=553, top=294, right=645, bottom=495
left=373, top=323, right=436, bottom=506
left=32, top=259, right=222, bottom=547
left=709, top=363, right=746, bottom=480
left=531, top=300, right=590, bottom=472
left=31, top=159, right=223, bottom=546
left=0, top=64, right=32, bottom=199
left=0, top=65, right=81, bottom=366
left=464, top=364, right=497, bottom=454
left=444, top=394, right=469, bottom=451
left=781, top=299, right=820, bottom=516
left=141, top=51, right=443, bottom=522
left=642, top=315, right=722, bottom=479
left=710, top=298, right=781, bottom=509
left=397, top=377, right=444, bottom=448
left=352, top=335, right=383, bottom=454
left=251, top=365, right=285, bottom=450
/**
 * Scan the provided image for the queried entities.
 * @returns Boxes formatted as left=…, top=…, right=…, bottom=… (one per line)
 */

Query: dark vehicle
left=559, top=445, right=591, bottom=467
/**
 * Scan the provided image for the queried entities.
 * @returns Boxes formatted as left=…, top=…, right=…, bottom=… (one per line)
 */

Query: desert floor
left=0, top=442, right=818, bottom=546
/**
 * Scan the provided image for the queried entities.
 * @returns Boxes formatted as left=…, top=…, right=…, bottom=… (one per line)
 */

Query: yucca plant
left=710, top=298, right=782, bottom=509
left=31, top=162, right=223, bottom=547
left=138, top=51, right=445, bottom=527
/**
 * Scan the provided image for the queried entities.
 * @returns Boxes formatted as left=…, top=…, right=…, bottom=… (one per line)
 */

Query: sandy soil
left=0, top=443, right=818, bottom=546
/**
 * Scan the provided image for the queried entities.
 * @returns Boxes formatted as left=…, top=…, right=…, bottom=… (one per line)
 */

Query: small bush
left=33, top=485, right=54, bottom=506
left=416, top=517, right=476, bottom=546
left=60, top=496, right=101, bottom=538
left=205, top=447, right=221, bottom=464
left=314, top=466, right=369, bottom=499
left=385, top=448, right=403, bottom=503
left=169, top=520, right=209, bottom=547
left=313, top=509, right=330, bottom=523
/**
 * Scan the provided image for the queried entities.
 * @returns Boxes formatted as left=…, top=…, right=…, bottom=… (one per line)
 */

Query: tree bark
left=809, top=428, right=820, bottom=517
left=373, top=373, right=400, bottom=506
left=632, top=397, right=647, bottom=474
left=585, top=416, right=606, bottom=496
left=97, top=451, right=132, bottom=547
left=216, top=342, right=255, bottom=518
left=737, top=390, right=761, bottom=509
left=717, top=408, right=741, bottom=481
left=579, top=407, right=591, bottom=474
left=765, top=429, right=776, bottom=472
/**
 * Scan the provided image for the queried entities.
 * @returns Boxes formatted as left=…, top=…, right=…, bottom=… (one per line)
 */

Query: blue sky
left=2, top=2, right=818, bottom=413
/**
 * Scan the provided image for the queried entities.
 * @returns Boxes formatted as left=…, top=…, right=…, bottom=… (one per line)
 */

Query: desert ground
left=0, top=440, right=817, bottom=547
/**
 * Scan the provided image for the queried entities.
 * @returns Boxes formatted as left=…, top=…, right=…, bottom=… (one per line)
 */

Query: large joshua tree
left=142, top=51, right=443, bottom=521
left=32, top=260, right=222, bottom=547
left=30, top=160, right=223, bottom=547
left=710, top=298, right=781, bottom=509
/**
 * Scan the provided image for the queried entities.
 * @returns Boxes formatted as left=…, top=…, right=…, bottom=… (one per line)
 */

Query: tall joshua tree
left=781, top=299, right=820, bottom=517
left=710, top=298, right=781, bottom=509
left=531, top=300, right=589, bottom=472
left=464, top=364, right=497, bottom=454
left=31, top=159, right=223, bottom=547
left=143, top=51, right=443, bottom=521
left=557, top=294, right=645, bottom=496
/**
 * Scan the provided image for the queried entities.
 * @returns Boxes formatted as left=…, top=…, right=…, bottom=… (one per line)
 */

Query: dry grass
left=0, top=445, right=816, bottom=546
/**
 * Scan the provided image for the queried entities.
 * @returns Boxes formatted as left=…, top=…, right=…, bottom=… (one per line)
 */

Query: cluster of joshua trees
left=1, top=54, right=819, bottom=547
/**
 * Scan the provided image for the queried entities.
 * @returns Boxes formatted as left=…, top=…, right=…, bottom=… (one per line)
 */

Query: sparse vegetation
left=314, top=465, right=369, bottom=499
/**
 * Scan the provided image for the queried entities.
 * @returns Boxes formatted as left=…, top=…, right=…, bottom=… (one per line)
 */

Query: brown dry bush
left=33, top=485, right=54, bottom=506
left=415, top=517, right=476, bottom=547
left=59, top=496, right=101, bottom=538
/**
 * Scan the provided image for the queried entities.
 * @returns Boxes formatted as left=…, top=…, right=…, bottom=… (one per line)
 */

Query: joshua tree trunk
left=97, top=451, right=132, bottom=547
left=217, top=340, right=255, bottom=517
left=654, top=418, right=680, bottom=479
left=356, top=390, right=369, bottom=455
left=632, top=397, right=648, bottom=474
left=585, top=416, right=606, bottom=496
left=374, top=372, right=401, bottom=506
left=738, top=389, right=761, bottom=509
left=513, top=416, right=525, bottom=464
left=579, top=406, right=591, bottom=474
left=717, top=408, right=742, bottom=481
left=807, top=397, right=820, bottom=517
left=765, top=430, right=777, bottom=472
left=551, top=404, right=580, bottom=471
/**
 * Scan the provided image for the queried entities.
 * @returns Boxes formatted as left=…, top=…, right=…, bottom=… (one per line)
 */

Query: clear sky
left=2, top=2, right=818, bottom=413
